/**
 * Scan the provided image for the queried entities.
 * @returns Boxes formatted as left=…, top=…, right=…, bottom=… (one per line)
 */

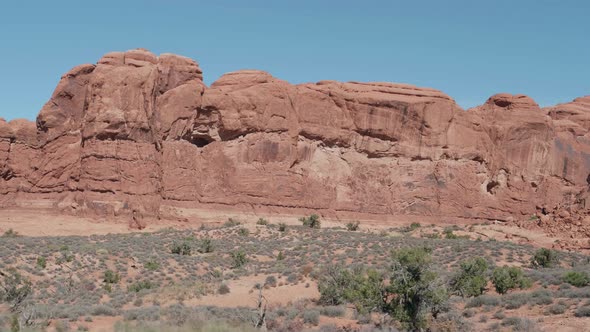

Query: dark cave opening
left=486, top=180, right=500, bottom=194
left=494, top=100, right=511, bottom=108
left=191, top=137, right=212, bottom=148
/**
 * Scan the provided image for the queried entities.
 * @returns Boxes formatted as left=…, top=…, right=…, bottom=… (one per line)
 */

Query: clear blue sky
left=1, top=0, right=589, bottom=121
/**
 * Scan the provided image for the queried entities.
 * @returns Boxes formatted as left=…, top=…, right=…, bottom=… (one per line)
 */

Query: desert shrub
left=287, top=273, right=298, bottom=283
left=545, top=303, right=567, bottom=315
left=36, top=256, right=47, bottom=269
left=493, top=310, right=506, bottom=319
left=575, top=305, right=590, bottom=317
left=230, top=250, right=248, bottom=269
left=277, top=251, right=285, bottom=261
left=450, top=257, right=489, bottom=297
left=210, top=269, right=223, bottom=279
left=198, top=237, right=214, bottom=253
left=318, top=265, right=385, bottom=314
left=465, top=295, right=500, bottom=308
left=531, top=248, right=559, bottom=268
left=237, top=228, right=250, bottom=236
left=103, top=270, right=121, bottom=284
left=319, top=306, right=346, bottom=317
left=430, top=311, right=472, bottom=332
left=218, top=283, right=230, bottom=295
left=400, top=222, right=422, bottom=233
left=491, top=266, right=531, bottom=294
left=144, top=259, right=160, bottom=271
left=443, top=228, right=458, bottom=239
left=346, top=221, right=360, bottom=231
left=387, top=247, right=449, bottom=331
left=57, top=248, right=75, bottom=264
left=170, top=241, right=192, bottom=255
left=128, top=280, right=154, bottom=293
left=502, top=293, right=529, bottom=309
left=224, top=218, right=241, bottom=227
left=422, top=232, right=440, bottom=239
left=502, top=317, right=538, bottom=331
left=556, top=287, right=590, bottom=298
left=462, top=308, right=476, bottom=318
left=300, top=214, right=321, bottom=229
left=91, top=305, right=118, bottom=316
left=0, top=268, right=32, bottom=310
left=302, top=309, right=320, bottom=325
left=278, top=223, right=287, bottom=232
left=344, top=268, right=385, bottom=314
left=256, top=218, right=269, bottom=225
left=123, top=306, right=161, bottom=321
left=530, top=289, right=553, bottom=305
left=265, top=276, right=277, bottom=287
left=563, top=271, right=590, bottom=287
left=2, top=229, right=19, bottom=238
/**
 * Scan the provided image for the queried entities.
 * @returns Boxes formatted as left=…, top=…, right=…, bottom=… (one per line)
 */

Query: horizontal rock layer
left=1, top=49, right=589, bottom=231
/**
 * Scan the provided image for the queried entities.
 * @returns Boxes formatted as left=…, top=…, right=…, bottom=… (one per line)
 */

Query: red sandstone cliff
left=0, top=49, right=588, bottom=234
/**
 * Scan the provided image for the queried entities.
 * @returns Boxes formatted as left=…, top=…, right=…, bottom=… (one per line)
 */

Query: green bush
left=450, top=257, right=489, bottom=297
left=237, top=228, right=250, bottom=236
left=531, top=248, right=559, bottom=268
left=563, top=271, right=590, bottom=287
left=300, top=214, right=321, bottom=229
left=400, top=222, right=421, bottom=233
left=36, top=256, right=47, bottom=269
left=2, top=228, right=19, bottom=238
left=444, top=228, right=458, bottom=239
left=144, top=259, right=160, bottom=271
left=128, top=280, right=154, bottom=293
left=231, top=250, right=248, bottom=269
left=170, top=241, right=192, bottom=255
left=387, top=247, right=448, bottom=331
left=491, top=266, right=531, bottom=294
left=256, top=218, right=269, bottom=225
left=199, top=238, right=214, bottom=253
left=278, top=223, right=287, bottom=232
left=346, top=221, right=360, bottom=231
left=103, top=270, right=121, bottom=284
left=317, top=265, right=385, bottom=315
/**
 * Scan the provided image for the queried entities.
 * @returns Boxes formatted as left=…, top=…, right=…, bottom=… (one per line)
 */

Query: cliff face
left=1, top=49, right=589, bottom=231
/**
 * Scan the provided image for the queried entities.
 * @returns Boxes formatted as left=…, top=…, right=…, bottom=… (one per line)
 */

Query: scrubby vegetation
left=0, top=218, right=589, bottom=331
left=563, top=271, right=590, bottom=287
left=450, top=257, right=489, bottom=297
left=299, top=214, right=321, bottom=229
left=491, top=266, right=531, bottom=294
left=531, top=248, right=559, bottom=268
left=346, top=221, right=360, bottom=231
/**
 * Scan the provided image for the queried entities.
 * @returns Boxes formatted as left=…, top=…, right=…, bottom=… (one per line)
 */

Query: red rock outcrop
left=1, top=49, right=589, bottom=235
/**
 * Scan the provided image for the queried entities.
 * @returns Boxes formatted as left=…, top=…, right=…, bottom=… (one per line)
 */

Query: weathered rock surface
left=1, top=49, right=589, bottom=236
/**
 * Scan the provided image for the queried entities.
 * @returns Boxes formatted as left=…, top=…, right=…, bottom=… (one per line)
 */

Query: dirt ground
left=2, top=207, right=589, bottom=332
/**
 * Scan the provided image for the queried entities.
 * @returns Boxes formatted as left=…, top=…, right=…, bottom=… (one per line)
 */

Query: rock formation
left=0, top=49, right=589, bottom=237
